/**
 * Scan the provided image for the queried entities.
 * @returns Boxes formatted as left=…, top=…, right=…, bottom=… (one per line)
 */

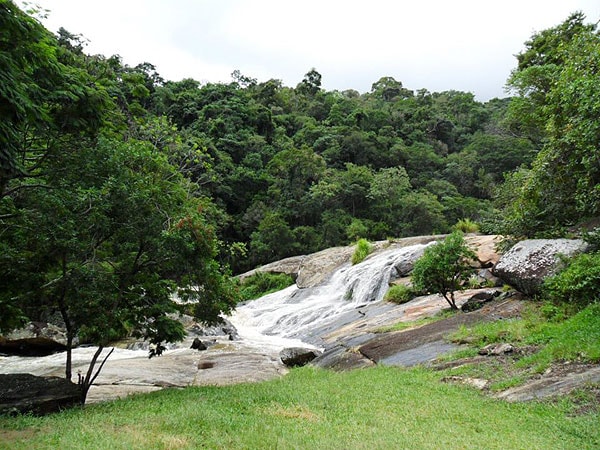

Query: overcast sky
left=32, top=0, right=600, bottom=101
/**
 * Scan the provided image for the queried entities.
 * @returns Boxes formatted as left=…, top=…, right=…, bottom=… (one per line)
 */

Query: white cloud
left=33, top=0, right=600, bottom=100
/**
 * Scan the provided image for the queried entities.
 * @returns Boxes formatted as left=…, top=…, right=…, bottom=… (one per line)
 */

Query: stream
left=0, top=242, right=433, bottom=401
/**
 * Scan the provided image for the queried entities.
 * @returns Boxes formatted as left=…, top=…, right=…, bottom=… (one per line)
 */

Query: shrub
left=453, top=218, right=480, bottom=233
left=384, top=285, right=417, bottom=304
left=352, top=238, right=372, bottom=265
left=238, top=272, right=295, bottom=301
left=411, top=231, right=476, bottom=310
left=542, top=252, right=600, bottom=308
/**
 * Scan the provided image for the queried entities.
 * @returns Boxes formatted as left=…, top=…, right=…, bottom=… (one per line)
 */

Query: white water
left=228, top=243, right=431, bottom=345
left=0, top=346, right=149, bottom=376
left=0, top=242, right=432, bottom=375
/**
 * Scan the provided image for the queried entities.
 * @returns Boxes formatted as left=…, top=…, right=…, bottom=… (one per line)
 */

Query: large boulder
left=493, top=239, right=589, bottom=295
left=279, top=347, right=321, bottom=367
left=0, top=374, right=81, bottom=415
left=0, top=337, right=67, bottom=356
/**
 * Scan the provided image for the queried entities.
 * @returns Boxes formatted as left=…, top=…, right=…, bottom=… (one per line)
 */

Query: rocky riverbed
left=2, top=234, right=598, bottom=410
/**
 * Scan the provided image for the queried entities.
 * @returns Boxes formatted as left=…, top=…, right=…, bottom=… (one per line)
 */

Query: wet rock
left=191, top=338, right=208, bottom=351
left=479, top=343, right=514, bottom=356
left=0, top=373, right=81, bottom=416
left=359, top=292, right=518, bottom=364
left=279, top=347, right=321, bottom=367
left=493, top=239, right=589, bottom=295
left=186, top=318, right=240, bottom=341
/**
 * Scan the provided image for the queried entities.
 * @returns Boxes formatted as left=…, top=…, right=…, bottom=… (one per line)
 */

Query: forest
left=1, top=1, right=599, bottom=356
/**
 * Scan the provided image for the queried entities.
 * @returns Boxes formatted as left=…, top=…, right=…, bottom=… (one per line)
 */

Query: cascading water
left=228, top=242, right=432, bottom=347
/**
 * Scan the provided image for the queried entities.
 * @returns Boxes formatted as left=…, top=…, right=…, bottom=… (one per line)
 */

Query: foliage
left=411, top=232, right=476, bottom=309
left=453, top=218, right=480, bottom=233
left=351, top=238, right=372, bottom=265
left=542, top=252, right=600, bottom=308
left=494, top=13, right=600, bottom=238
left=238, top=272, right=295, bottom=301
left=1, top=366, right=598, bottom=449
left=384, top=284, right=417, bottom=304
left=449, top=302, right=600, bottom=373
left=519, top=303, right=600, bottom=371
left=0, top=3, right=238, bottom=403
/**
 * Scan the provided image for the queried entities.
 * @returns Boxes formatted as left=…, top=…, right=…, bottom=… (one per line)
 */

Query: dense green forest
left=1, top=1, right=599, bottom=341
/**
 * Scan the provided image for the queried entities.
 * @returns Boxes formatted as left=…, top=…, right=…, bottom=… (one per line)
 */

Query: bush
left=542, top=252, right=600, bottom=308
left=411, top=231, right=476, bottom=310
left=352, top=238, right=372, bottom=265
left=238, top=272, right=295, bottom=301
left=384, top=285, right=417, bottom=304
left=453, top=218, right=479, bottom=233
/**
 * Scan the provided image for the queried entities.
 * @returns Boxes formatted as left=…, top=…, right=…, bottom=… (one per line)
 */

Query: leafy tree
left=0, top=1, right=107, bottom=195
left=1, top=137, right=238, bottom=402
left=495, top=13, right=600, bottom=237
left=297, top=68, right=322, bottom=97
left=249, top=212, right=296, bottom=264
left=411, top=231, right=476, bottom=309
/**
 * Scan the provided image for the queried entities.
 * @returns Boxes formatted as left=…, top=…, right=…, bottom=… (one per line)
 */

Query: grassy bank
left=1, top=365, right=598, bottom=449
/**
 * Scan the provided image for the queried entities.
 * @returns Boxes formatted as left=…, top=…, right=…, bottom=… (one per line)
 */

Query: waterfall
left=228, top=242, right=432, bottom=346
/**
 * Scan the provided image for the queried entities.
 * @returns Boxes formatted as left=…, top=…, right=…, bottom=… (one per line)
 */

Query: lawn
left=1, top=365, right=598, bottom=449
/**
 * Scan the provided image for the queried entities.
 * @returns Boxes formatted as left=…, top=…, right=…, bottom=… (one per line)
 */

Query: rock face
left=0, top=373, right=81, bottom=415
left=493, top=239, right=589, bottom=295
left=237, top=254, right=306, bottom=282
left=465, top=234, right=502, bottom=268
left=279, top=347, right=321, bottom=367
left=0, top=337, right=67, bottom=356
left=296, top=246, right=355, bottom=288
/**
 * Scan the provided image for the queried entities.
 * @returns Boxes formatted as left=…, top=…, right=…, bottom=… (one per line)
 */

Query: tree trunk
left=444, top=292, right=458, bottom=310
left=65, top=334, right=72, bottom=381
left=79, top=346, right=114, bottom=405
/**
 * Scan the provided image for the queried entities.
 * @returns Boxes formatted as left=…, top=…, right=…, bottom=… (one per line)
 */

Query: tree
left=0, top=1, right=107, bottom=195
left=411, top=231, right=476, bottom=309
left=297, top=68, right=322, bottom=97
left=495, top=13, right=600, bottom=237
left=1, top=138, right=239, bottom=403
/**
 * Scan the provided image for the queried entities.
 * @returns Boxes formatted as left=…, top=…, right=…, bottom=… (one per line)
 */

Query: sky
left=31, top=0, right=600, bottom=101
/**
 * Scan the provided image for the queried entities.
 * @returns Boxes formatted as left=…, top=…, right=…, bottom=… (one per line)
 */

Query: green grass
left=453, top=218, right=480, bottom=233
left=519, top=302, right=600, bottom=371
left=383, top=284, right=416, bottom=304
left=448, top=302, right=600, bottom=371
left=1, top=366, right=598, bottom=449
left=351, top=238, right=372, bottom=265
left=238, top=271, right=295, bottom=301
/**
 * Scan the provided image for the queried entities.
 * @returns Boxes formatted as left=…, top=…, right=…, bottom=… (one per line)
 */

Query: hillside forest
left=1, top=2, right=599, bottom=350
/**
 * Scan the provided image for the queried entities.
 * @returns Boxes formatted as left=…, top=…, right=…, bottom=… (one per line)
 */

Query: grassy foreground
left=1, top=365, right=598, bottom=449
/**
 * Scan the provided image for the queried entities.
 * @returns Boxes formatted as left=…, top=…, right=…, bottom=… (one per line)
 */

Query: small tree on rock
left=411, top=231, right=476, bottom=310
